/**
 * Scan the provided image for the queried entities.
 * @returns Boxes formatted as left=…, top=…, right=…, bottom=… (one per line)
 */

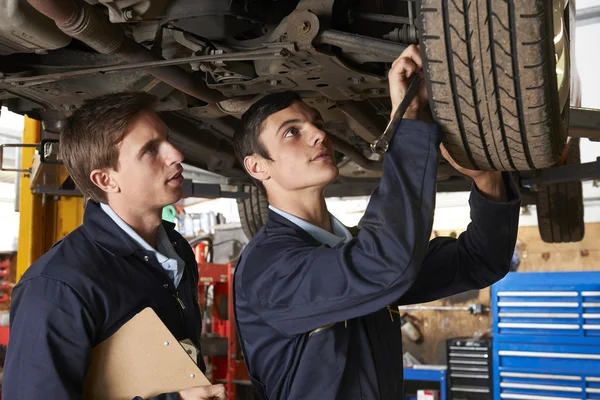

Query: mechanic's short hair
left=59, top=92, right=157, bottom=203
left=233, top=91, right=302, bottom=196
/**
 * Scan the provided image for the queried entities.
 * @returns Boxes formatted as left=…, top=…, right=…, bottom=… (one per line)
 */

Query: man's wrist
left=391, top=108, right=419, bottom=120
left=473, top=171, right=508, bottom=202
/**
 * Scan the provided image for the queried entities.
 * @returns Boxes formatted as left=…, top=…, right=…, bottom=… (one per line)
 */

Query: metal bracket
left=39, top=139, right=62, bottom=165
left=0, top=143, right=39, bottom=172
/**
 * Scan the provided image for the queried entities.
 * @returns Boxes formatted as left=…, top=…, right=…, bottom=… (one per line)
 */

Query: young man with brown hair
left=232, top=45, right=520, bottom=399
left=4, top=93, right=225, bottom=400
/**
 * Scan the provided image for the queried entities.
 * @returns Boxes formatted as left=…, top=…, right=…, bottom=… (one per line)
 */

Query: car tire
left=237, top=185, right=269, bottom=239
left=536, top=139, right=584, bottom=243
left=418, top=0, right=570, bottom=171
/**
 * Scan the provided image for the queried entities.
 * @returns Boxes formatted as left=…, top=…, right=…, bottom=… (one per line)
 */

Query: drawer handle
left=500, top=382, right=581, bottom=393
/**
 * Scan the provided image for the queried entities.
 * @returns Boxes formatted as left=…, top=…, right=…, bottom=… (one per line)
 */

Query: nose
left=165, top=141, right=184, bottom=165
left=309, top=123, right=326, bottom=147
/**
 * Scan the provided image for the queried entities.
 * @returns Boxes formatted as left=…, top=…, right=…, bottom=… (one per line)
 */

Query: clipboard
left=83, top=307, right=211, bottom=399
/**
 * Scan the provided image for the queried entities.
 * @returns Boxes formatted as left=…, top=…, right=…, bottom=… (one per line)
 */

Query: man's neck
left=107, top=200, right=163, bottom=248
left=269, top=190, right=332, bottom=233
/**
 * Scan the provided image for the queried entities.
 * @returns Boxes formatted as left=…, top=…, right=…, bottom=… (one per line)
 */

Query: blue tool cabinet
left=492, top=272, right=600, bottom=400
left=404, top=367, right=447, bottom=400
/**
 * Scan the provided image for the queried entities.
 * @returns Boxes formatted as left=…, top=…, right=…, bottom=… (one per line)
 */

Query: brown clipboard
left=83, top=307, right=211, bottom=399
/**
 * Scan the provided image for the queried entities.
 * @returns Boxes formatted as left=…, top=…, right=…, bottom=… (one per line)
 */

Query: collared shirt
left=100, top=203, right=185, bottom=287
left=268, top=205, right=353, bottom=247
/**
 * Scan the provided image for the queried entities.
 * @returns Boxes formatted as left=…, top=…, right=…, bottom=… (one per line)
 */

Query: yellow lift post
left=13, top=116, right=84, bottom=282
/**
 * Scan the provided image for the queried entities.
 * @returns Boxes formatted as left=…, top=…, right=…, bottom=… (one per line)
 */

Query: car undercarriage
left=0, top=0, right=596, bottom=242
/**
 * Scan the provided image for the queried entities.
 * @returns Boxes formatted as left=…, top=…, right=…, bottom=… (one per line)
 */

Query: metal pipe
left=327, top=134, right=383, bottom=171
left=351, top=11, right=411, bottom=25
left=26, top=0, right=225, bottom=103
left=316, top=30, right=407, bottom=62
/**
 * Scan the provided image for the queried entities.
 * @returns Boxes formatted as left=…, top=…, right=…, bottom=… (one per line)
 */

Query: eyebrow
left=137, top=137, right=161, bottom=158
left=137, top=129, right=170, bottom=158
left=276, top=119, right=302, bottom=136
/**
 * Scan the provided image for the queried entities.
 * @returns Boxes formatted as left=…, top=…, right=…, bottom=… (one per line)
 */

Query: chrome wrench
left=371, top=73, right=423, bottom=155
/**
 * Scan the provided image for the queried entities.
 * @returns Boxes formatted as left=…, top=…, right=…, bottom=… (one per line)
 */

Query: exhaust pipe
left=27, top=0, right=224, bottom=103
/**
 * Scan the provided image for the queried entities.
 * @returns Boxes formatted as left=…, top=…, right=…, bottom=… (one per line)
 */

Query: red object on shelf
left=0, top=326, right=8, bottom=346
left=195, top=243, right=249, bottom=400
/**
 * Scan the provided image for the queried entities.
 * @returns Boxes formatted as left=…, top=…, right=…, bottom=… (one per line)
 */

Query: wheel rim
left=553, top=0, right=570, bottom=112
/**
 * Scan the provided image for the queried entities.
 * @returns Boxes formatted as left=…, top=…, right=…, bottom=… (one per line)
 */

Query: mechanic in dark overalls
left=232, top=45, right=520, bottom=399
left=3, top=93, right=225, bottom=400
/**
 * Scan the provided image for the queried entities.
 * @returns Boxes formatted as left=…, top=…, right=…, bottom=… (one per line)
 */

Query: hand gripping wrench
left=370, top=73, right=423, bottom=155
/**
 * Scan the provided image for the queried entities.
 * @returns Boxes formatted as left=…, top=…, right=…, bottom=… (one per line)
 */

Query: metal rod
left=398, top=303, right=488, bottom=315
left=2, top=48, right=289, bottom=87
left=521, top=158, right=600, bottom=186
left=576, top=5, right=600, bottom=27
left=315, top=30, right=407, bottom=62
left=351, top=11, right=411, bottom=25
left=398, top=305, right=469, bottom=311
left=0, top=144, right=39, bottom=172
left=14, top=143, right=21, bottom=212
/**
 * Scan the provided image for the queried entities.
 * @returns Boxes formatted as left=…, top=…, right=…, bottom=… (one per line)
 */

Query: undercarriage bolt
left=352, top=77, right=363, bottom=84
left=123, top=9, right=134, bottom=21
left=270, top=80, right=279, bottom=86
left=369, top=88, right=381, bottom=95
left=302, top=21, right=311, bottom=32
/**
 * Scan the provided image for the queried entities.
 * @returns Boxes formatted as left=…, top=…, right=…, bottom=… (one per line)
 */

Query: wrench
left=371, top=73, right=423, bottom=155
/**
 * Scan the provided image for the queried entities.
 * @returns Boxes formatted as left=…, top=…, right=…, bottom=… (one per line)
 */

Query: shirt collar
left=100, top=202, right=169, bottom=262
left=268, top=205, right=353, bottom=247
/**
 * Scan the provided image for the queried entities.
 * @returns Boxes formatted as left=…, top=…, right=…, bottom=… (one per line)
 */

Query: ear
left=243, top=154, right=270, bottom=182
left=89, top=168, right=120, bottom=195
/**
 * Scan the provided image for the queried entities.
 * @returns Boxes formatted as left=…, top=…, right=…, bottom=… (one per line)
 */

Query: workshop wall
left=402, top=223, right=600, bottom=365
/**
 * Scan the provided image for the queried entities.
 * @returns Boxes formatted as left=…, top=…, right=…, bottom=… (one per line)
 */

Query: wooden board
left=516, top=223, right=600, bottom=272
left=83, top=307, right=210, bottom=400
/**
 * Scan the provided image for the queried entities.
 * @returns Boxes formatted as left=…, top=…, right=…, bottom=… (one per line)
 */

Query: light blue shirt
left=269, top=205, right=353, bottom=246
left=100, top=203, right=185, bottom=287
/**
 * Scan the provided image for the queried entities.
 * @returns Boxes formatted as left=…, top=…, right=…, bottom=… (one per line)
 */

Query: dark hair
left=233, top=91, right=302, bottom=196
left=59, top=92, right=157, bottom=203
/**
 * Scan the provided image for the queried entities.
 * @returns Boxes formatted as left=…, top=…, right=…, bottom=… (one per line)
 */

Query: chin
left=325, top=165, right=339, bottom=182
left=316, top=167, right=339, bottom=187
left=164, top=188, right=184, bottom=205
